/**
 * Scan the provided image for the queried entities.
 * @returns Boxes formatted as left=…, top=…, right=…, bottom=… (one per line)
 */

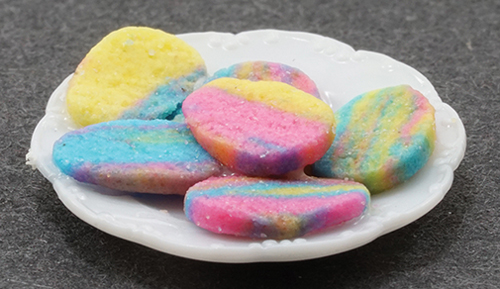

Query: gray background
left=1, top=0, right=499, bottom=288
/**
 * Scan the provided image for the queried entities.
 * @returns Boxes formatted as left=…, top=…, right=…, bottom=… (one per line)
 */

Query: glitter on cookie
left=184, top=176, right=370, bottom=239
left=208, top=61, right=321, bottom=98
left=182, top=78, right=336, bottom=176
left=52, top=119, right=222, bottom=195
left=312, top=85, right=436, bottom=194
left=66, top=26, right=206, bottom=127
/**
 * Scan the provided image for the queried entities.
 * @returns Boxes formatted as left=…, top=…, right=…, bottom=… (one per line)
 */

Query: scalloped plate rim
left=28, top=29, right=466, bottom=263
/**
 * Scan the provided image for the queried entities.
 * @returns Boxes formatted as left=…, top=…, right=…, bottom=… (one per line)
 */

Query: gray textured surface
left=1, top=0, right=499, bottom=288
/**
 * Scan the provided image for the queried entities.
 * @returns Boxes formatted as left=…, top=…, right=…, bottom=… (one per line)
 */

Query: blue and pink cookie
left=66, top=26, right=206, bottom=127
left=52, top=119, right=222, bottom=194
left=313, top=85, right=436, bottom=193
left=184, top=176, right=370, bottom=239
left=182, top=78, right=336, bottom=177
left=208, top=61, right=321, bottom=98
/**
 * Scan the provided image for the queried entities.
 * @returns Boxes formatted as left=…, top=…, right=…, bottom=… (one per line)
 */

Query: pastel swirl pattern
left=182, top=78, right=336, bottom=176
left=66, top=26, right=206, bottom=127
left=184, top=176, right=370, bottom=239
left=52, top=119, right=222, bottom=195
left=208, top=61, right=321, bottom=98
left=313, top=85, right=436, bottom=194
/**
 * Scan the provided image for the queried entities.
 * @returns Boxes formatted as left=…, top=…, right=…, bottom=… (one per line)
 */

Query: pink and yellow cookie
left=208, top=61, right=321, bottom=98
left=52, top=119, right=222, bottom=195
left=66, top=26, right=206, bottom=127
left=184, top=176, right=370, bottom=239
left=182, top=78, right=336, bottom=176
left=313, top=85, right=436, bottom=193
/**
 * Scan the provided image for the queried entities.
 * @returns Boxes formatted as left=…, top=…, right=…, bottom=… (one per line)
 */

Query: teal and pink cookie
left=184, top=176, right=370, bottom=239
left=52, top=119, right=222, bottom=194
left=182, top=78, right=336, bottom=177
left=208, top=61, right=321, bottom=98
left=312, top=85, right=436, bottom=194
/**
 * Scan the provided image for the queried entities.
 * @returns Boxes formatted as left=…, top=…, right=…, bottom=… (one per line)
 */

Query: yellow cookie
left=66, top=26, right=206, bottom=127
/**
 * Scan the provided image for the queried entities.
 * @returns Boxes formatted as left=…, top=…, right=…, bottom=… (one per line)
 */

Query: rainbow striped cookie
left=208, top=61, right=320, bottom=98
left=182, top=78, right=336, bottom=176
left=184, top=176, right=370, bottom=239
left=52, top=119, right=222, bottom=194
left=313, top=85, right=436, bottom=193
left=66, top=26, right=206, bottom=127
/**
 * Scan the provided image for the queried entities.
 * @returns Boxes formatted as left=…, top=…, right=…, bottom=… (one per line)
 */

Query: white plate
left=27, top=30, right=466, bottom=263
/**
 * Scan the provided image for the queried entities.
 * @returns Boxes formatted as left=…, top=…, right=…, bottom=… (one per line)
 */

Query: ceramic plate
left=27, top=30, right=466, bottom=263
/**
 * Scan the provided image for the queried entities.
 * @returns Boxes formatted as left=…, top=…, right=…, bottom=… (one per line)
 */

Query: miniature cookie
left=52, top=119, right=222, bottom=194
left=208, top=61, right=321, bottom=98
left=66, top=26, right=206, bottom=127
left=312, top=85, right=436, bottom=194
left=184, top=176, right=370, bottom=239
left=182, top=78, right=336, bottom=176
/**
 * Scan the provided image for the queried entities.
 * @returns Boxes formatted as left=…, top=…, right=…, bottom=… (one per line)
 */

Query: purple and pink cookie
left=208, top=61, right=321, bottom=98
left=52, top=119, right=222, bottom=195
left=182, top=78, right=336, bottom=177
left=184, top=176, right=370, bottom=239
left=312, top=85, right=436, bottom=193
